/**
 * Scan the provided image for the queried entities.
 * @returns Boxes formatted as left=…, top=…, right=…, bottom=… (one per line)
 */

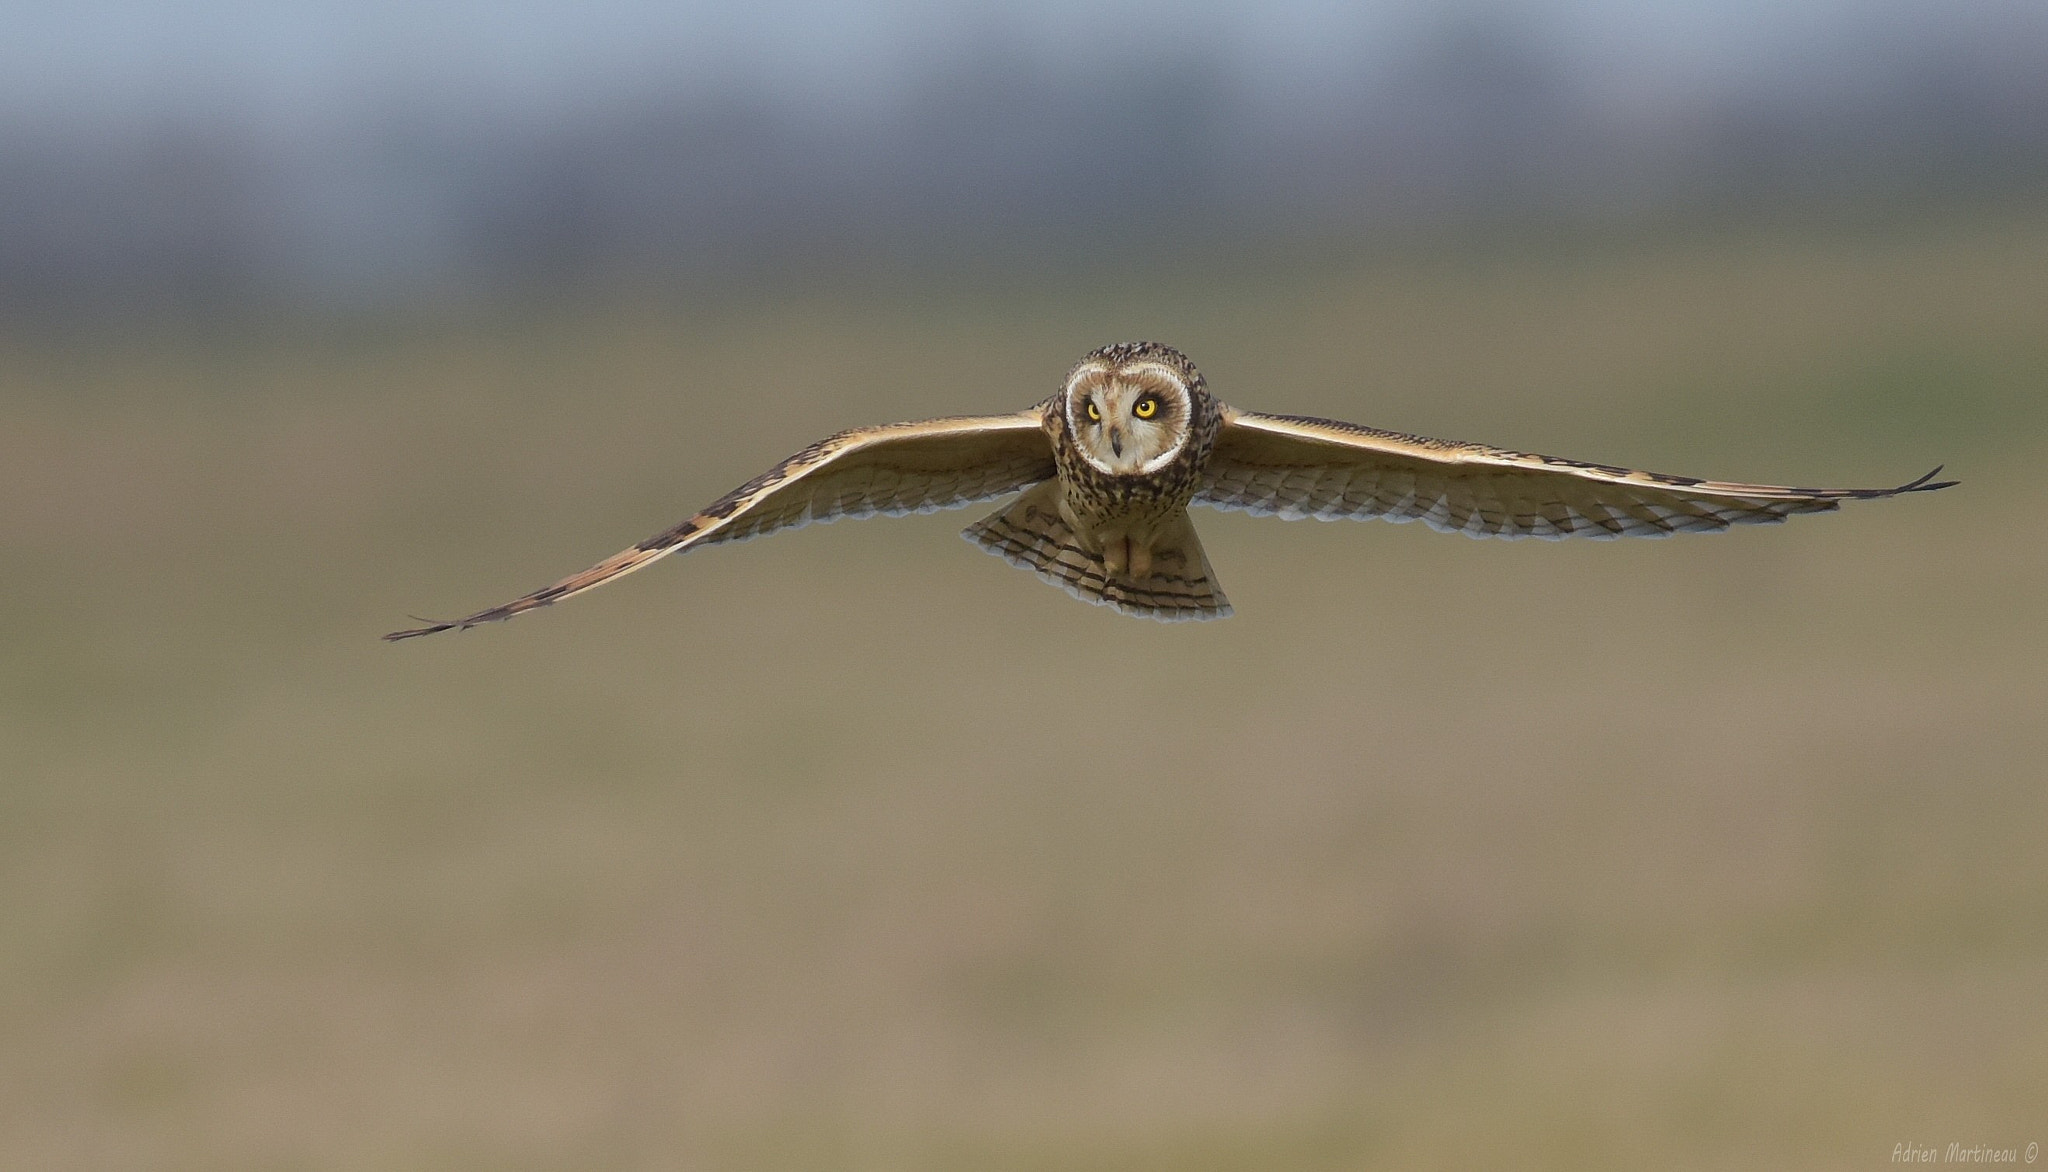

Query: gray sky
left=0, top=0, right=1940, bottom=128
left=4, top=0, right=2042, bottom=309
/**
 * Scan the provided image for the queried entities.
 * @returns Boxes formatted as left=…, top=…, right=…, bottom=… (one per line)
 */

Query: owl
left=385, top=341, right=1953, bottom=637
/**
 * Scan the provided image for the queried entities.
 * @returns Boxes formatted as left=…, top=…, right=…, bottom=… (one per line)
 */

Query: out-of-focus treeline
left=5, top=4, right=2047, bottom=319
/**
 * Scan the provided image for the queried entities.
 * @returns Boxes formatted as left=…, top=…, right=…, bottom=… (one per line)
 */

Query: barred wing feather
left=386, top=412, right=1053, bottom=639
left=1195, top=408, right=1954, bottom=540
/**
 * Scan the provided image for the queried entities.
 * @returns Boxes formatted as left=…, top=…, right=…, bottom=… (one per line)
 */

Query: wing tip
left=383, top=615, right=461, bottom=641
left=1894, top=465, right=1959, bottom=494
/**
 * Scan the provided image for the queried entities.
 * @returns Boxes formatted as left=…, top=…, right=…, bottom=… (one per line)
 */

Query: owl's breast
left=1053, top=431, right=1211, bottom=534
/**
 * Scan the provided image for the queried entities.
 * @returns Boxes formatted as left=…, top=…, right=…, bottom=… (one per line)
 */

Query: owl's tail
left=963, top=483, right=1232, bottom=622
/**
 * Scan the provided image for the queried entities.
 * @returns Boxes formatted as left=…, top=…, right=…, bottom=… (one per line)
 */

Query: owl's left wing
left=385, top=411, right=1052, bottom=639
left=1194, top=406, right=1954, bottom=538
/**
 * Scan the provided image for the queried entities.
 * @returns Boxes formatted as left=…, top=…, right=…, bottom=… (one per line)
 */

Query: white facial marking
left=1067, top=362, right=1192, bottom=476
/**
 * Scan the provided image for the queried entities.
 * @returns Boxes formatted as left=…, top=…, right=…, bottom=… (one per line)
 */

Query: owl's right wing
left=386, top=411, right=1053, bottom=639
left=1194, top=406, right=1954, bottom=538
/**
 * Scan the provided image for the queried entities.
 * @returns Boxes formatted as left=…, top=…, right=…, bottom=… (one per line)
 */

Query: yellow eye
left=1085, top=400, right=1100, bottom=421
left=1133, top=396, right=1159, bottom=419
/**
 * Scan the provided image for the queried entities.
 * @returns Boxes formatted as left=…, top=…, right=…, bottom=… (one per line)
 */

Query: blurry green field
left=3, top=216, right=2045, bottom=1171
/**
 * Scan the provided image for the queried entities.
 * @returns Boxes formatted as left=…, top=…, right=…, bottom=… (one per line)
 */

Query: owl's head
left=1062, top=342, right=1203, bottom=476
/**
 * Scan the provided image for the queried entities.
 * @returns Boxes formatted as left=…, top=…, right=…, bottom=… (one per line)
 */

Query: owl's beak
left=1108, top=427, right=1123, bottom=457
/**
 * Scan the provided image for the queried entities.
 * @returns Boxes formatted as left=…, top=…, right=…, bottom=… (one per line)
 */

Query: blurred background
left=2, top=1, right=2043, bottom=1168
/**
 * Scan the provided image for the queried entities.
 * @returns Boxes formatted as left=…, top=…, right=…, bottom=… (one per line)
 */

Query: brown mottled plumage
left=385, top=342, right=1954, bottom=637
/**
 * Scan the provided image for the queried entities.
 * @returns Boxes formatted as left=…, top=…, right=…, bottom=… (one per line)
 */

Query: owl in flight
left=385, top=341, right=1952, bottom=637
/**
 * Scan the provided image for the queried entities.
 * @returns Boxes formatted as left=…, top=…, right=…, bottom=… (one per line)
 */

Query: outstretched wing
left=386, top=412, right=1053, bottom=639
left=1194, top=407, right=1954, bottom=539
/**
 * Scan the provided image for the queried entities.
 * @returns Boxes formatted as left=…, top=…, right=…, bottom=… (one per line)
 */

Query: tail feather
left=963, top=483, right=1232, bottom=622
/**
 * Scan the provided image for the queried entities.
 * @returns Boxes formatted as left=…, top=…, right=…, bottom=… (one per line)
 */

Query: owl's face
left=1062, top=358, right=1194, bottom=476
